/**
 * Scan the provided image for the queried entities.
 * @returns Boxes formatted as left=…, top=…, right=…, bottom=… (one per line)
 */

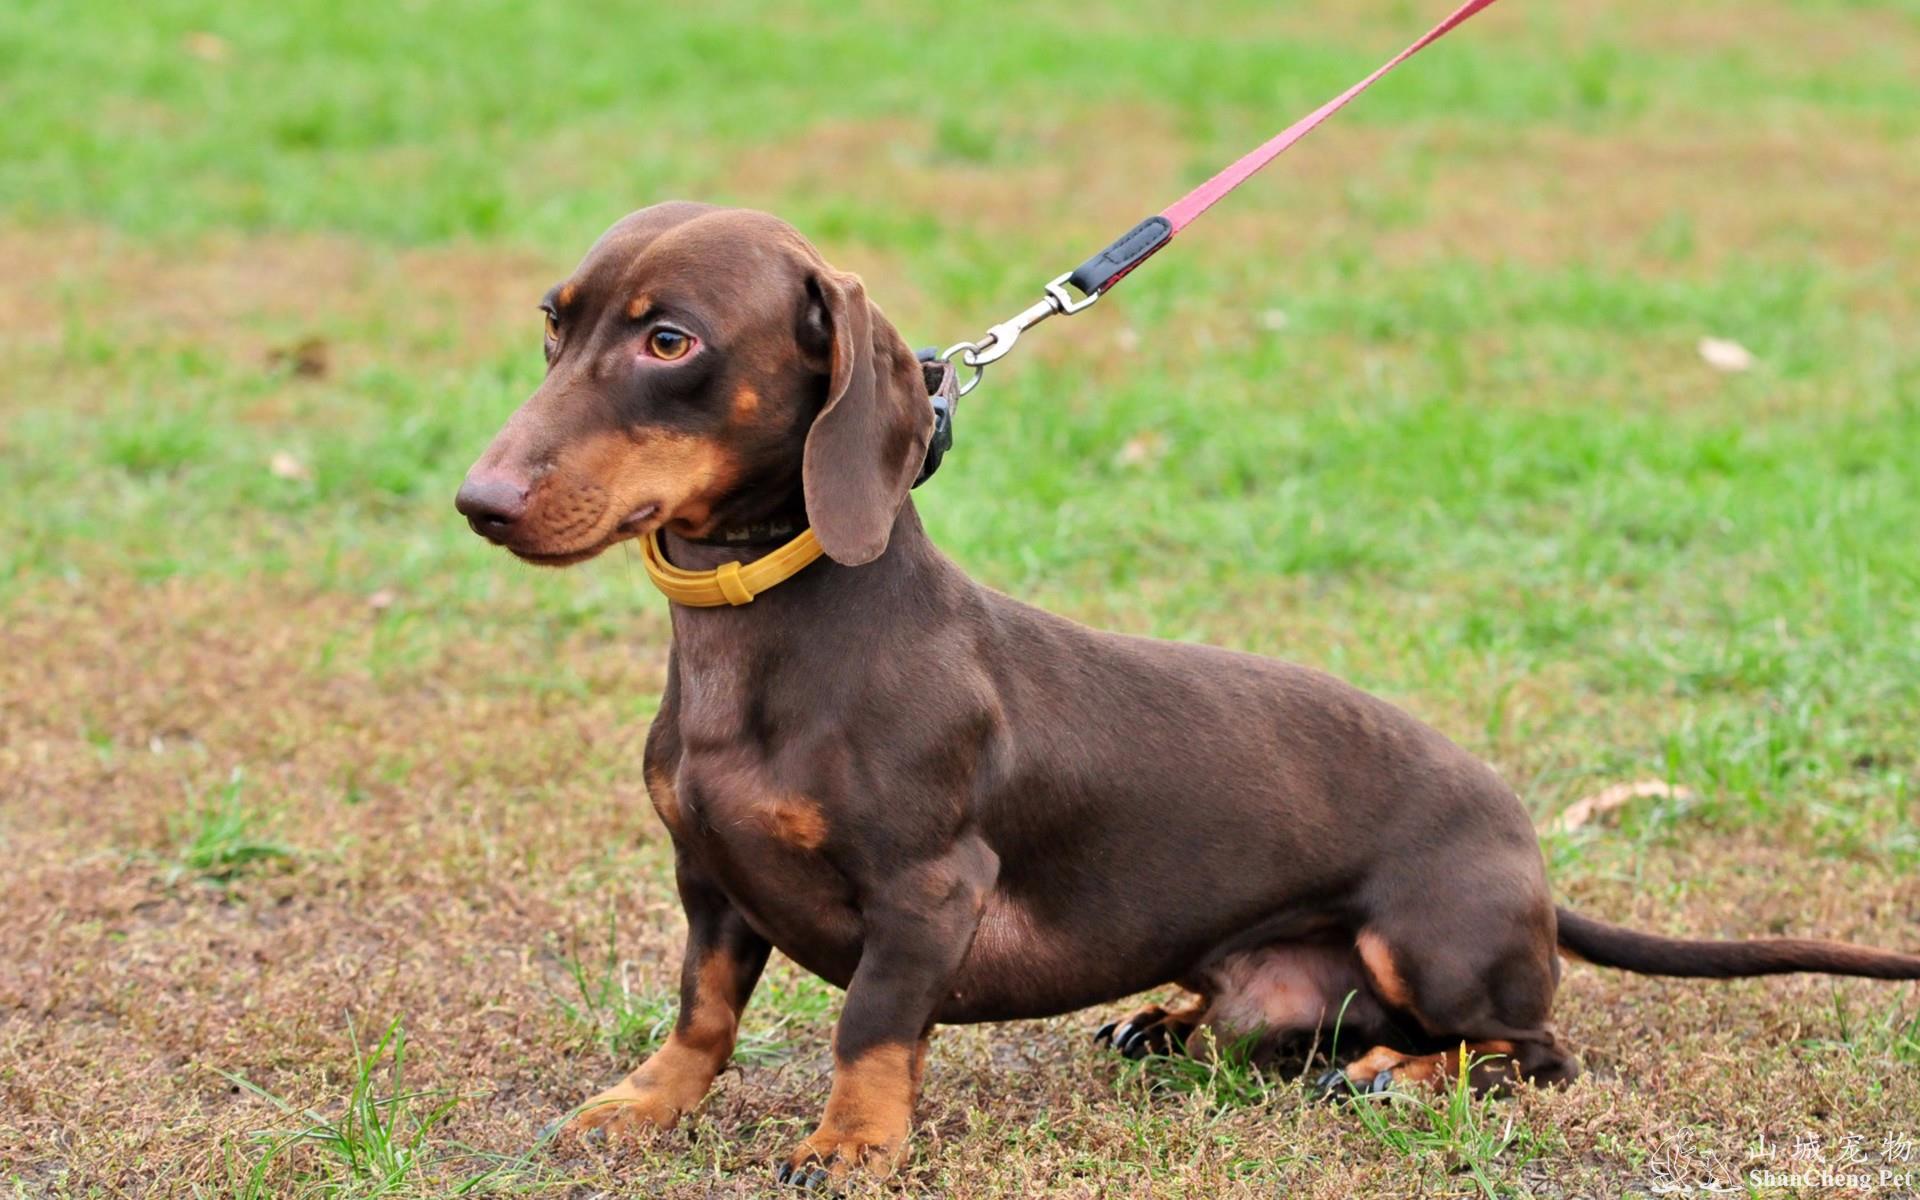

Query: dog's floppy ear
left=799, top=270, right=932, bottom=566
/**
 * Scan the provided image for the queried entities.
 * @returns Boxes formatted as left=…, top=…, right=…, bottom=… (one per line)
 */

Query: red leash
left=941, top=0, right=1506, bottom=394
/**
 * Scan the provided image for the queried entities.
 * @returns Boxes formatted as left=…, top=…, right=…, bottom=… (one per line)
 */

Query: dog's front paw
left=551, top=1041, right=728, bottom=1147
left=774, top=1128, right=908, bottom=1188
left=555, top=1078, right=690, bottom=1144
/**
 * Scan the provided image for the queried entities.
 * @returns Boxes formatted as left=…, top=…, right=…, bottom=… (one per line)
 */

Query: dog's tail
left=1555, top=906, right=1920, bottom=979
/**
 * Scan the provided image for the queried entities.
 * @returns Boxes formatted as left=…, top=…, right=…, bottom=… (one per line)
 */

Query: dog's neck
left=660, top=500, right=930, bottom=574
left=681, top=513, right=809, bottom=548
left=678, top=476, right=811, bottom=549
left=659, top=500, right=952, bottom=654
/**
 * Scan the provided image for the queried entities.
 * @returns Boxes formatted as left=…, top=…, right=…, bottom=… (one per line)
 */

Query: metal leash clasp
left=940, top=272, right=1100, bottom=396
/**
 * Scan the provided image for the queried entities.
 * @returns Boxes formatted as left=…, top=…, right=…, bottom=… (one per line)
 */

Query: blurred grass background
left=3, top=0, right=1919, bottom=1194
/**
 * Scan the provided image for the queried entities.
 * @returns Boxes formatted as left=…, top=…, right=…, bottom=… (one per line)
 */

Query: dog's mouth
left=508, top=503, right=661, bottom=567
left=617, top=502, right=662, bottom=533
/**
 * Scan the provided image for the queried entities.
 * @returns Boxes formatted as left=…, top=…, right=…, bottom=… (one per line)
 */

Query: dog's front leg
left=564, top=863, right=770, bottom=1140
left=777, top=837, right=998, bottom=1186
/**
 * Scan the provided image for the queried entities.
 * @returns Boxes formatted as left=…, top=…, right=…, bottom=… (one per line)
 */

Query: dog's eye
left=647, top=328, right=692, bottom=360
left=543, top=311, right=560, bottom=344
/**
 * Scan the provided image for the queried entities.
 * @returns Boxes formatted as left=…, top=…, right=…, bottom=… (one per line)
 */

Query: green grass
left=213, top=1017, right=552, bottom=1198
left=5, top=0, right=1919, bottom=1195
left=1342, top=1052, right=1557, bottom=1200
left=551, top=908, right=682, bottom=1064
left=166, top=771, right=298, bottom=885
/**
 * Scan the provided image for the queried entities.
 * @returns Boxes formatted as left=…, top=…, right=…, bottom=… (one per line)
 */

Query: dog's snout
left=455, top=474, right=528, bottom=542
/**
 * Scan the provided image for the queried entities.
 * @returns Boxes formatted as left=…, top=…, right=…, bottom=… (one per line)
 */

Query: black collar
left=685, top=515, right=807, bottom=547
left=690, top=356, right=958, bottom=546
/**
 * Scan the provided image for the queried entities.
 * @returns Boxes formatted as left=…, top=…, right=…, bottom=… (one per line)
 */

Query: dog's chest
left=679, top=755, right=863, bottom=979
left=671, top=750, right=834, bottom=858
left=655, top=686, right=865, bottom=980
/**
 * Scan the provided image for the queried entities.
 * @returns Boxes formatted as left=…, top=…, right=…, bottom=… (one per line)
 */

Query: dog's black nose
left=455, top=474, right=527, bottom=542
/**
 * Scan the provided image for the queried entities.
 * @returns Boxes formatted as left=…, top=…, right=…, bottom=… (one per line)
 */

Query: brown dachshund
left=456, top=202, right=1920, bottom=1186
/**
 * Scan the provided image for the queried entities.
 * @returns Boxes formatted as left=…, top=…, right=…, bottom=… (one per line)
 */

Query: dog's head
left=456, top=203, right=931, bottom=566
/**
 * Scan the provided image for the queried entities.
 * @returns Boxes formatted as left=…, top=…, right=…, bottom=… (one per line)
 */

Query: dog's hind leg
left=1316, top=902, right=1580, bottom=1097
left=1316, top=1033, right=1577, bottom=1097
left=1094, top=943, right=1385, bottom=1063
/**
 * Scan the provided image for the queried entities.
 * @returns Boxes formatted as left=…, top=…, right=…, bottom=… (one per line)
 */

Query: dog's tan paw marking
left=775, top=1131, right=903, bottom=1187
left=774, top=1041, right=920, bottom=1185
left=1313, top=1040, right=1521, bottom=1101
left=554, top=1031, right=732, bottom=1145
left=560, top=1079, right=687, bottom=1143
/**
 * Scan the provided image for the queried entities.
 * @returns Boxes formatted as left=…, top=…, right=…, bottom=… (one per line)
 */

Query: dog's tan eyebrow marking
left=556, top=283, right=578, bottom=309
left=626, top=294, right=653, bottom=320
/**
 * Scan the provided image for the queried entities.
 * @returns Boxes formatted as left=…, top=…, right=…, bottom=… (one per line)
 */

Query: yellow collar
left=639, top=527, right=825, bottom=606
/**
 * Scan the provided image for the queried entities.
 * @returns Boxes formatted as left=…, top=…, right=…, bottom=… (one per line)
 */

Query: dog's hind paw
left=1093, top=1003, right=1197, bottom=1059
left=1311, top=1065, right=1395, bottom=1102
